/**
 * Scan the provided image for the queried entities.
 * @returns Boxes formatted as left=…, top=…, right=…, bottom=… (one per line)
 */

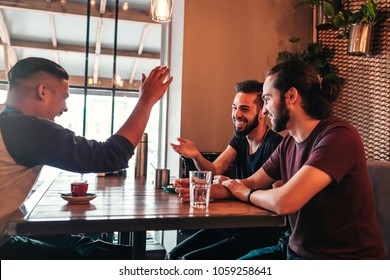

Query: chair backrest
left=367, top=160, right=390, bottom=259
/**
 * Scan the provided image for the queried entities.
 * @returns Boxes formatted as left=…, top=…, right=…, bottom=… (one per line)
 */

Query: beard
left=234, top=113, right=259, bottom=138
left=271, top=99, right=290, bottom=132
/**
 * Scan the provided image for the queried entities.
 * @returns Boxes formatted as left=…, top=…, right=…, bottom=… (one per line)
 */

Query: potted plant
left=333, top=0, right=378, bottom=55
left=295, top=0, right=343, bottom=29
left=277, top=37, right=344, bottom=84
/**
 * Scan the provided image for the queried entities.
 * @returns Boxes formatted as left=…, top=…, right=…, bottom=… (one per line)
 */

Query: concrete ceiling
left=0, top=0, right=164, bottom=90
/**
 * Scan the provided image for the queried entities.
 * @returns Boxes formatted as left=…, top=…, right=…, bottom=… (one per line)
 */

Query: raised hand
left=139, top=66, right=173, bottom=106
left=115, top=65, right=173, bottom=149
left=170, top=137, right=201, bottom=159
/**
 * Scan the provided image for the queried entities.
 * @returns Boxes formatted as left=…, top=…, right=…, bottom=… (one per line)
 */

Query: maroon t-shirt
left=263, top=117, right=385, bottom=259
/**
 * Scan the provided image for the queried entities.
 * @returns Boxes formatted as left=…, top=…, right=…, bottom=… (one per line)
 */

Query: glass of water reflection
left=189, top=171, right=212, bottom=209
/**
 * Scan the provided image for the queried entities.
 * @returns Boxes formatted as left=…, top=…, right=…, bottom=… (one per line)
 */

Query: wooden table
left=6, top=171, right=286, bottom=259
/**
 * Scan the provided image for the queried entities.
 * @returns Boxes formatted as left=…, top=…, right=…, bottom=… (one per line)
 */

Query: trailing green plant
left=277, top=37, right=344, bottom=84
left=333, top=0, right=378, bottom=38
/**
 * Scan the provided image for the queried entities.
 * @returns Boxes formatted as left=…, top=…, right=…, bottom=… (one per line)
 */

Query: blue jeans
left=238, top=228, right=305, bottom=260
left=0, top=234, right=133, bottom=260
left=238, top=243, right=306, bottom=260
left=166, top=227, right=287, bottom=260
left=0, top=234, right=91, bottom=259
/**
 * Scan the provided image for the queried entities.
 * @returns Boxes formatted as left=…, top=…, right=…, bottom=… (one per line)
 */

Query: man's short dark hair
left=234, top=80, right=263, bottom=94
left=8, top=57, right=69, bottom=85
left=234, top=80, right=264, bottom=109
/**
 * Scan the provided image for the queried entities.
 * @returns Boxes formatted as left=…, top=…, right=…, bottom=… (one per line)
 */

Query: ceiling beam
left=71, top=74, right=140, bottom=90
left=91, top=0, right=108, bottom=84
left=0, top=0, right=157, bottom=24
left=93, top=16, right=104, bottom=84
left=7, top=39, right=160, bottom=60
left=48, top=13, right=60, bottom=64
left=0, top=70, right=141, bottom=90
left=49, top=13, right=57, bottom=48
left=129, top=24, right=150, bottom=84
left=99, top=0, right=107, bottom=15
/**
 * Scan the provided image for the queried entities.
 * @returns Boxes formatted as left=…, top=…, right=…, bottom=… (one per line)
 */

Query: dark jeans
left=166, top=227, right=288, bottom=260
left=239, top=242, right=305, bottom=260
left=0, top=234, right=133, bottom=260
left=237, top=229, right=304, bottom=259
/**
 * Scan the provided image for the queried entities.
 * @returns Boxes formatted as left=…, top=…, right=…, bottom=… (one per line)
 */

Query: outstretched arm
left=171, top=138, right=236, bottom=175
left=223, top=165, right=332, bottom=214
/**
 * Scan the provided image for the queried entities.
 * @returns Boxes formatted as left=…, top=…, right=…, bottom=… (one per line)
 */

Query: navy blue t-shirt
left=229, top=129, right=283, bottom=179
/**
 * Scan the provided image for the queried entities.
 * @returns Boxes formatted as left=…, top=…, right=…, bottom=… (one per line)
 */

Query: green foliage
left=277, top=37, right=344, bottom=84
left=289, top=37, right=301, bottom=43
left=333, top=0, right=378, bottom=38
left=355, top=0, right=378, bottom=24
left=277, top=37, right=306, bottom=62
left=323, top=1, right=336, bottom=18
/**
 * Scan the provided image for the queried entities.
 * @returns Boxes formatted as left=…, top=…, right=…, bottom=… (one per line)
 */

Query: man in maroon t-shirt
left=221, top=60, right=385, bottom=259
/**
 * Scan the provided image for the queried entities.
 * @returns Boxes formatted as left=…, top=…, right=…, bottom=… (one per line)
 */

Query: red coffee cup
left=71, top=181, right=88, bottom=197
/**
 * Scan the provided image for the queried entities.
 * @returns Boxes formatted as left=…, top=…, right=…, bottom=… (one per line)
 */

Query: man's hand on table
left=174, top=178, right=190, bottom=203
left=174, top=177, right=234, bottom=203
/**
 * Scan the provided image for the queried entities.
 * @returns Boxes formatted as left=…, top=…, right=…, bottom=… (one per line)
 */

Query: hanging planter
left=333, top=0, right=378, bottom=56
left=348, top=23, right=373, bottom=56
left=316, top=0, right=336, bottom=29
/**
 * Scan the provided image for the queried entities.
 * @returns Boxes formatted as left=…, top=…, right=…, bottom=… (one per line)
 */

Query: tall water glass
left=189, top=171, right=212, bottom=209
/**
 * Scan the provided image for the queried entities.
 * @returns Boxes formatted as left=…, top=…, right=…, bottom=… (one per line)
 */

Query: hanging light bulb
left=123, top=2, right=129, bottom=11
left=150, top=0, right=174, bottom=23
left=115, top=74, right=123, bottom=87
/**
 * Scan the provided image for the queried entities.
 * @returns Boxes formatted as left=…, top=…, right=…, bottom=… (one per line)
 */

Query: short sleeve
left=304, top=124, right=361, bottom=183
left=229, top=135, right=241, bottom=152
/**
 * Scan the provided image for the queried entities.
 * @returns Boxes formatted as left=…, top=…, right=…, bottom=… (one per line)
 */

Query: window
left=0, top=86, right=7, bottom=104
left=0, top=1, right=166, bottom=246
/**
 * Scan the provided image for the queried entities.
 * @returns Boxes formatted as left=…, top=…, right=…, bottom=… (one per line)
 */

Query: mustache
left=233, top=117, right=247, bottom=122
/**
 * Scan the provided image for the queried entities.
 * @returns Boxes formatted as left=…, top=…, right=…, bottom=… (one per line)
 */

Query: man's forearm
left=210, top=184, right=234, bottom=200
left=192, top=154, right=216, bottom=174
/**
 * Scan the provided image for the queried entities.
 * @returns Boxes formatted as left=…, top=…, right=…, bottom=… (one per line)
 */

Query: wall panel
left=318, top=0, right=390, bottom=161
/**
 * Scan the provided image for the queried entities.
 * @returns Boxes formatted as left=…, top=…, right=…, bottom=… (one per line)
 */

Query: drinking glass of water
left=189, top=171, right=212, bottom=209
